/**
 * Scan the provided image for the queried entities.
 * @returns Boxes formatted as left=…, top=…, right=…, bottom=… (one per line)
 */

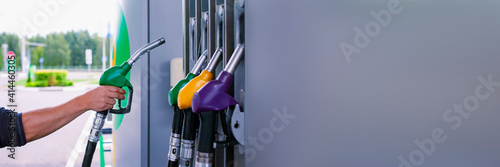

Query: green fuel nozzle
left=99, top=37, right=166, bottom=114
left=82, top=37, right=165, bottom=167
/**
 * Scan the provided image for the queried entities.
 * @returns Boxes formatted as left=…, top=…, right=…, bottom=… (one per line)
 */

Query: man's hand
left=80, top=86, right=127, bottom=111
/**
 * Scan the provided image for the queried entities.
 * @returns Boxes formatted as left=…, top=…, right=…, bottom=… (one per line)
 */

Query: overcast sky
left=0, top=0, right=117, bottom=37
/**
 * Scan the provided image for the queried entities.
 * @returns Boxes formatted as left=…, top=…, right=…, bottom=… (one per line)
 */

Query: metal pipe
left=223, top=44, right=244, bottom=75
left=190, top=50, right=208, bottom=75
left=127, top=37, right=166, bottom=66
left=206, top=48, right=222, bottom=73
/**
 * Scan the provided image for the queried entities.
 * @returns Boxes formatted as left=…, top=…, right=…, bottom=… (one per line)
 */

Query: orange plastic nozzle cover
left=178, top=70, right=214, bottom=109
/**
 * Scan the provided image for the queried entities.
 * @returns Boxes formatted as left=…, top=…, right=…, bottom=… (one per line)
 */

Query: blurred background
left=0, top=0, right=117, bottom=166
left=0, top=0, right=117, bottom=72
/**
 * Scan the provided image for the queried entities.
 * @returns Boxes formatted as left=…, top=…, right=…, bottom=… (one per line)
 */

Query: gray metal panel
left=246, top=0, right=500, bottom=166
left=114, top=0, right=148, bottom=167
left=208, top=0, right=216, bottom=59
left=149, top=0, right=184, bottom=166
left=223, top=0, right=234, bottom=67
left=183, top=0, right=190, bottom=75
left=231, top=0, right=245, bottom=166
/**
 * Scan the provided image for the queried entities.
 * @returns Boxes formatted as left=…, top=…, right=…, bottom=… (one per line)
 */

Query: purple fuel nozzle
left=192, top=71, right=238, bottom=113
left=191, top=44, right=244, bottom=113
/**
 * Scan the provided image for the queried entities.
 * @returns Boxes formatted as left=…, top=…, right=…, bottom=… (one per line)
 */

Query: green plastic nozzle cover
left=99, top=62, right=133, bottom=114
left=168, top=73, right=197, bottom=106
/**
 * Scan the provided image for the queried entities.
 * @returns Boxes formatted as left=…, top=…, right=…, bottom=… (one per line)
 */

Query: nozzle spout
left=205, top=47, right=223, bottom=73
left=223, top=44, right=244, bottom=75
left=190, top=50, right=208, bottom=75
left=127, top=37, right=166, bottom=66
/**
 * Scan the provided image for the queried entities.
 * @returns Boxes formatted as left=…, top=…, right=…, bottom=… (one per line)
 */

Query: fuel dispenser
left=189, top=0, right=244, bottom=166
left=82, top=38, right=165, bottom=167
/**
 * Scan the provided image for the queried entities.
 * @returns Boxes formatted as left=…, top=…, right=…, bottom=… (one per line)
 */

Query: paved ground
left=0, top=72, right=113, bottom=167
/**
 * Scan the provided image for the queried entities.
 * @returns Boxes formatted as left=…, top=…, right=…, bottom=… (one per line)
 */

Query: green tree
left=0, top=33, right=21, bottom=68
left=44, top=33, right=71, bottom=67
left=65, top=31, right=88, bottom=67
left=64, top=30, right=104, bottom=69
left=29, top=34, right=46, bottom=44
left=91, top=33, right=103, bottom=68
left=0, top=31, right=105, bottom=70
left=28, top=35, right=47, bottom=67
left=30, top=46, right=45, bottom=67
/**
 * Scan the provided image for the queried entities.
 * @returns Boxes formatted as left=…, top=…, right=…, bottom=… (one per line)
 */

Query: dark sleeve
left=0, top=107, right=27, bottom=148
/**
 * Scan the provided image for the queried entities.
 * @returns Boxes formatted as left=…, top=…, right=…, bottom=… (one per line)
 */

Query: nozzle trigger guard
left=110, top=81, right=133, bottom=114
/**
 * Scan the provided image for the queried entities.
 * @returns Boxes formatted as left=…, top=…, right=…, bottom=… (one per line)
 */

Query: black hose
left=172, top=107, right=184, bottom=134
left=168, top=107, right=183, bottom=165
left=198, top=111, right=216, bottom=154
left=82, top=141, right=97, bottom=167
left=182, top=109, right=198, bottom=140
left=220, top=110, right=229, bottom=137
left=167, top=160, right=179, bottom=167
left=82, top=111, right=108, bottom=167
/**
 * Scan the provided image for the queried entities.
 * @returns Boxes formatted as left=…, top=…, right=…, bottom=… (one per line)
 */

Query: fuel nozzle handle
left=127, top=37, right=166, bottom=66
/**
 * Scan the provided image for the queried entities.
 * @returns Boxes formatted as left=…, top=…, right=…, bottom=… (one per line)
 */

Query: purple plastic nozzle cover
left=192, top=71, right=238, bottom=113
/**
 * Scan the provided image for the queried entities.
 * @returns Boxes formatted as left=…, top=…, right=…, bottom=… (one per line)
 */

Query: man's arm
left=22, top=86, right=126, bottom=143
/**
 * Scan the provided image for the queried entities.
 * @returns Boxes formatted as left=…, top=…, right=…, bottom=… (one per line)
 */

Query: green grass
left=89, top=80, right=100, bottom=84
left=13, top=79, right=28, bottom=86
left=68, top=78, right=99, bottom=84
left=76, top=79, right=99, bottom=84
left=72, top=79, right=97, bottom=82
left=2, top=78, right=27, bottom=87
left=3, top=78, right=99, bottom=87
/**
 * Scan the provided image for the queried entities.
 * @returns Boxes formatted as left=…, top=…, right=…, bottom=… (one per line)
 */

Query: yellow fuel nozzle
left=178, top=70, right=214, bottom=109
left=178, top=48, right=222, bottom=109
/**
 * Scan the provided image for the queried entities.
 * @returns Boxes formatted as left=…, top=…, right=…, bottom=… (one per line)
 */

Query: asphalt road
left=0, top=72, right=109, bottom=167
